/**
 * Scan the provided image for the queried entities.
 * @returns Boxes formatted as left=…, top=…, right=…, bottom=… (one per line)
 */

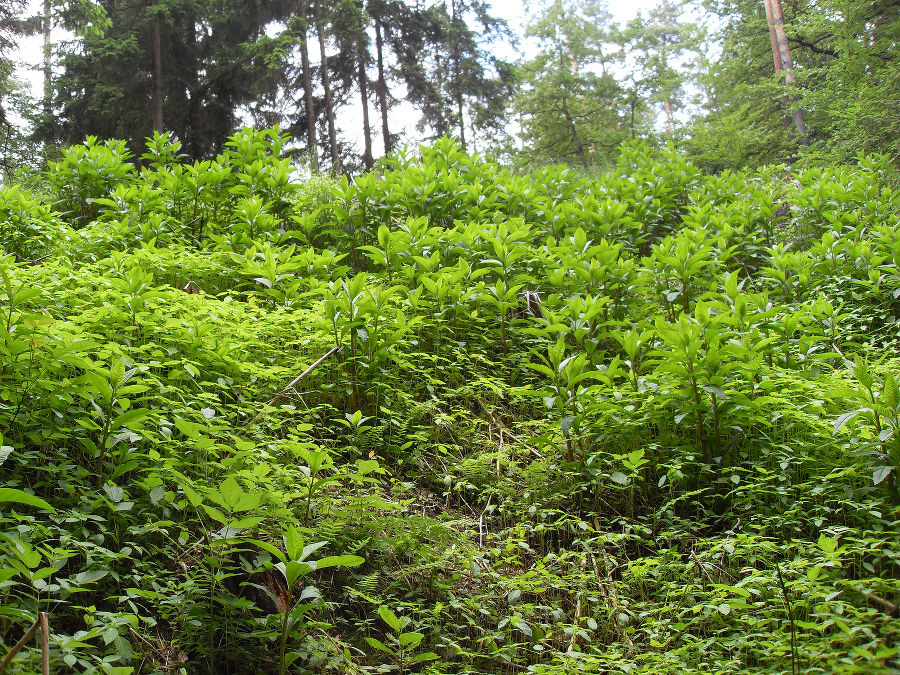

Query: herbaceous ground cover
left=0, top=130, right=899, bottom=673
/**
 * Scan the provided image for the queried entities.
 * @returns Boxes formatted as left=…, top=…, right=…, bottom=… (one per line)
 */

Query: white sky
left=10, top=0, right=664, bottom=160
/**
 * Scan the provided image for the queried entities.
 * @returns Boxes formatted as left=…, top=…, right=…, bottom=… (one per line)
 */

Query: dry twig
left=248, top=345, right=342, bottom=427
left=0, top=616, right=41, bottom=674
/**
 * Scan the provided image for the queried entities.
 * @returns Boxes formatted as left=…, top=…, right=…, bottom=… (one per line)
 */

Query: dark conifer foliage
left=47, top=0, right=294, bottom=159
left=0, top=0, right=26, bottom=124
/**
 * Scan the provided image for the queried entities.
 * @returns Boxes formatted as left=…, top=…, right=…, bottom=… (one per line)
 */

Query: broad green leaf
left=75, top=570, right=108, bottom=584
left=884, top=374, right=899, bottom=410
left=103, top=484, right=124, bottom=503
left=219, top=476, right=244, bottom=510
left=246, top=539, right=287, bottom=564
left=110, top=358, right=126, bottom=388
left=315, top=555, right=364, bottom=569
left=284, top=526, right=305, bottom=561
left=0, top=488, right=56, bottom=513
left=833, top=410, right=861, bottom=434
left=111, top=408, right=149, bottom=432
left=408, top=652, right=440, bottom=664
left=398, top=632, right=424, bottom=647
left=202, top=504, right=228, bottom=524
left=379, top=605, right=402, bottom=632
left=364, top=637, right=394, bottom=655
left=873, top=465, right=893, bottom=486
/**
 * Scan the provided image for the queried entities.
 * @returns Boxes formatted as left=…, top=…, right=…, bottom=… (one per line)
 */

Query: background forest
left=1, top=1, right=900, bottom=675
left=0, top=0, right=898, bottom=173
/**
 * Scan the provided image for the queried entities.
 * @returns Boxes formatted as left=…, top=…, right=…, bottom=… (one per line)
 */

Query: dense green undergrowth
left=1, top=129, right=899, bottom=674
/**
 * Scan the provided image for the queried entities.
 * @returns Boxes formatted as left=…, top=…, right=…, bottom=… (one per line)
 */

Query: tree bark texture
left=358, top=43, right=374, bottom=170
left=374, top=19, right=392, bottom=156
left=298, top=2, right=318, bottom=171
left=764, top=0, right=809, bottom=143
left=316, top=14, right=339, bottom=174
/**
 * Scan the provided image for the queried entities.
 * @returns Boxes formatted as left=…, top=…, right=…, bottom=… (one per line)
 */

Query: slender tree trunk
left=316, top=11, right=339, bottom=174
left=374, top=19, right=392, bottom=156
left=456, top=92, right=466, bottom=150
left=762, top=0, right=793, bottom=129
left=358, top=43, right=373, bottom=170
left=42, top=0, right=51, bottom=121
left=151, top=13, right=164, bottom=132
left=298, top=1, right=318, bottom=171
left=450, top=0, right=466, bottom=149
left=765, top=0, right=809, bottom=143
left=762, top=0, right=782, bottom=74
left=434, top=43, right=446, bottom=136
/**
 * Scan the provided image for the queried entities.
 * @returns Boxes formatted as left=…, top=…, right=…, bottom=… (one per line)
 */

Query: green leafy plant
left=365, top=606, right=439, bottom=674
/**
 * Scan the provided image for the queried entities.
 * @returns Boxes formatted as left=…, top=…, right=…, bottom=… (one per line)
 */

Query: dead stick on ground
left=488, top=412, right=543, bottom=459
left=39, top=613, right=49, bottom=675
left=248, top=345, right=342, bottom=427
left=864, top=591, right=899, bottom=617
left=0, top=617, right=41, bottom=673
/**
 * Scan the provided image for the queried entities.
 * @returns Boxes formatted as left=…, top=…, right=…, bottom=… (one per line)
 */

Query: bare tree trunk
left=298, top=1, right=318, bottom=171
left=434, top=43, right=446, bottom=136
left=450, top=0, right=466, bottom=150
left=358, top=43, right=373, bottom=170
left=762, top=0, right=782, bottom=74
left=762, top=0, right=792, bottom=129
left=42, top=0, right=51, bottom=121
left=151, top=13, right=164, bottom=132
left=456, top=92, right=466, bottom=150
left=316, top=11, right=339, bottom=174
left=374, top=19, right=392, bottom=156
left=765, top=0, right=808, bottom=143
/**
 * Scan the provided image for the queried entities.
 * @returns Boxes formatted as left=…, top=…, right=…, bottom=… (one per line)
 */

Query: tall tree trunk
left=316, top=10, right=339, bottom=174
left=374, top=19, right=391, bottom=156
left=151, top=13, right=164, bottom=132
left=433, top=43, right=446, bottom=137
left=765, top=0, right=808, bottom=143
left=42, top=0, right=51, bottom=121
left=358, top=42, right=373, bottom=170
left=762, top=0, right=782, bottom=74
left=763, top=0, right=792, bottom=129
left=298, top=3, right=318, bottom=172
left=450, top=0, right=466, bottom=150
left=456, top=91, right=466, bottom=150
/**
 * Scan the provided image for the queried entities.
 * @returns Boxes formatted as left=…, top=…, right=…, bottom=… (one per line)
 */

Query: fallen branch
left=0, top=614, right=43, bottom=674
left=488, top=411, right=543, bottom=459
left=248, top=345, right=342, bottom=427
left=864, top=591, right=899, bottom=617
